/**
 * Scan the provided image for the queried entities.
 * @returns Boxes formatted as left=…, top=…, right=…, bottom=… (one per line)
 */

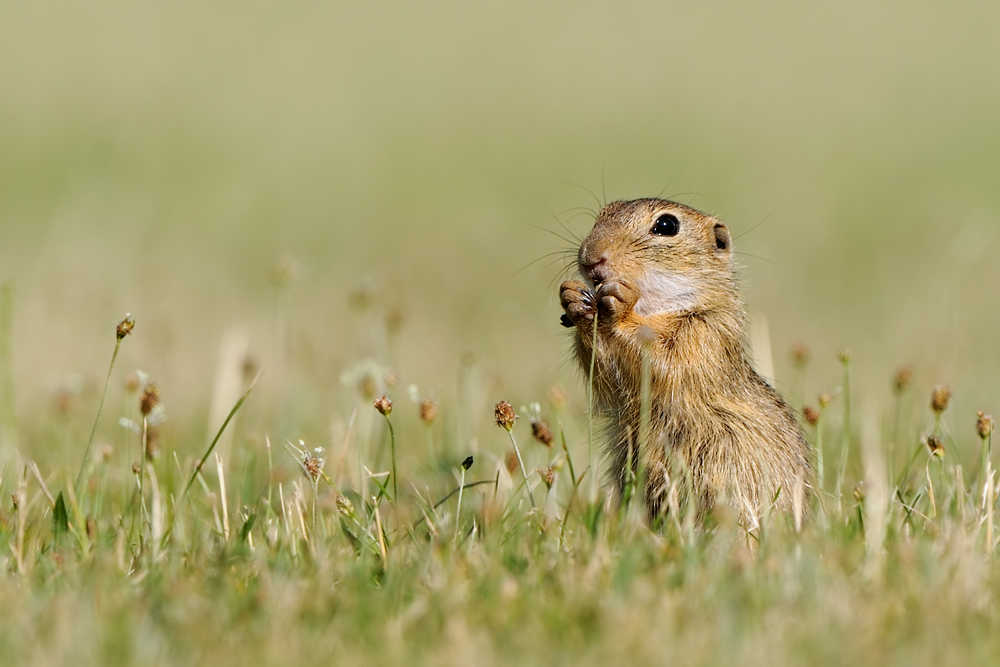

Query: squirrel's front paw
left=597, top=278, right=639, bottom=321
left=559, top=280, right=597, bottom=327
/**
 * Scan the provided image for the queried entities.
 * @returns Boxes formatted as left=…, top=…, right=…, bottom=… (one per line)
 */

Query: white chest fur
left=634, top=270, right=700, bottom=316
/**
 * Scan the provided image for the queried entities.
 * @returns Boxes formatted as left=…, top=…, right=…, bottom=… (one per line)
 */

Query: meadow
left=2, top=1, right=1000, bottom=665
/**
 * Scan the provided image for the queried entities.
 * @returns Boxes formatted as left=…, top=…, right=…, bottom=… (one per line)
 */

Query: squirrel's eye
left=651, top=214, right=680, bottom=237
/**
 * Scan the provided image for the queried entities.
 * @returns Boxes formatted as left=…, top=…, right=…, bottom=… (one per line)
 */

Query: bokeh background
left=2, top=1, right=999, bottom=462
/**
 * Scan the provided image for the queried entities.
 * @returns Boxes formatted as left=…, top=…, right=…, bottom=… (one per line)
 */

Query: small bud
left=132, top=462, right=142, bottom=475
left=539, top=467, right=555, bottom=489
left=531, top=419, right=555, bottom=447
left=925, top=435, right=945, bottom=458
left=300, top=444, right=325, bottom=483
left=139, top=383, right=159, bottom=417
left=837, top=349, right=851, bottom=364
left=495, top=401, right=517, bottom=431
left=853, top=480, right=866, bottom=503
left=894, top=366, right=913, bottom=393
left=241, top=355, right=258, bottom=381
left=11, top=492, right=19, bottom=510
left=419, top=398, right=438, bottom=425
left=791, top=344, right=809, bottom=368
left=116, top=314, right=135, bottom=340
left=803, top=406, right=820, bottom=427
left=336, top=494, right=356, bottom=518
left=977, top=412, right=994, bottom=440
left=505, top=450, right=519, bottom=474
left=303, top=457, right=322, bottom=482
left=374, top=395, right=393, bottom=417
left=818, top=393, right=833, bottom=409
left=461, top=455, right=474, bottom=471
left=931, top=384, right=951, bottom=415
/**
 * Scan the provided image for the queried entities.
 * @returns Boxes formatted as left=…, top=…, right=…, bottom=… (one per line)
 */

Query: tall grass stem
left=385, top=415, right=398, bottom=505
left=75, top=335, right=124, bottom=496
left=455, top=465, right=467, bottom=544
left=587, top=314, right=599, bottom=501
left=507, top=429, right=536, bottom=509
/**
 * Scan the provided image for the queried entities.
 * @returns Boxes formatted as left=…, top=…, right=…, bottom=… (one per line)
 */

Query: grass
left=2, top=2, right=1000, bottom=664
left=0, top=306, right=998, bottom=666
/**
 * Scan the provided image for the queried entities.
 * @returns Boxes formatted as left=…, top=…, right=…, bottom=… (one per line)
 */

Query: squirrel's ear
left=713, top=223, right=731, bottom=252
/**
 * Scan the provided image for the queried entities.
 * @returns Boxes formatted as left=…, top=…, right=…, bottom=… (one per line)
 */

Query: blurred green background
left=1, top=1, right=998, bottom=449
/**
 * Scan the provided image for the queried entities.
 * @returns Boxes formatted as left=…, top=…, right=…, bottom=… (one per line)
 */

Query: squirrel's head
left=578, top=199, right=735, bottom=316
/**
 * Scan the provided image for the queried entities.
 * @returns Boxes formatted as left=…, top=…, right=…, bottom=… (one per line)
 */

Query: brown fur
left=559, top=198, right=811, bottom=527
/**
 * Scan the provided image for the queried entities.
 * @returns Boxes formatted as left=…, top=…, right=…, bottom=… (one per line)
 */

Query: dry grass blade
left=159, top=370, right=261, bottom=547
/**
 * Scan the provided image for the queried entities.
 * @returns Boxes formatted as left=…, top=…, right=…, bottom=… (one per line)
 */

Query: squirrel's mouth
left=580, top=258, right=612, bottom=288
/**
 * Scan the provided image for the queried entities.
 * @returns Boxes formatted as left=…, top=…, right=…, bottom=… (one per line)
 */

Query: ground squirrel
left=559, top=198, right=810, bottom=527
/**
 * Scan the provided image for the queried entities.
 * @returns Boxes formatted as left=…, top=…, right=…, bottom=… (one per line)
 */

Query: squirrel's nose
left=582, top=253, right=611, bottom=284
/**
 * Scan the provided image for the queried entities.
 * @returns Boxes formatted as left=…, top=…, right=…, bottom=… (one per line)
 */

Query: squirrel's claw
left=596, top=278, right=639, bottom=321
left=559, top=280, right=597, bottom=327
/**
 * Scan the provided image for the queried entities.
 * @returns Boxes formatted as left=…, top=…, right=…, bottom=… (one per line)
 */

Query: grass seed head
left=531, top=419, right=554, bottom=447
left=302, top=447, right=325, bottom=483
left=116, top=313, right=135, bottom=340
left=462, top=455, right=474, bottom=471
left=894, top=366, right=914, bottom=393
left=495, top=401, right=517, bottom=431
left=931, top=384, right=952, bottom=414
left=140, top=383, right=160, bottom=417
left=374, top=395, right=393, bottom=417
left=336, top=494, right=356, bottom=519
left=853, top=480, right=866, bottom=502
left=419, top=398, right=437, bottom=425
left=818, top=392, right=832, bottom=408
left=837, top=348, right=851, bottom=364
left=505, top=450, right=519, bottom=474
left=977, top=412, right=994, bottom=440
left=925, top=434, right=945, bottom=457
left=241, top=355, right=258, bottom=382
left=803, top=406, right=820, bottom=427
left=791, top=343, right=809, bottom=368
left=539, top=467, right=555, bottom=489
